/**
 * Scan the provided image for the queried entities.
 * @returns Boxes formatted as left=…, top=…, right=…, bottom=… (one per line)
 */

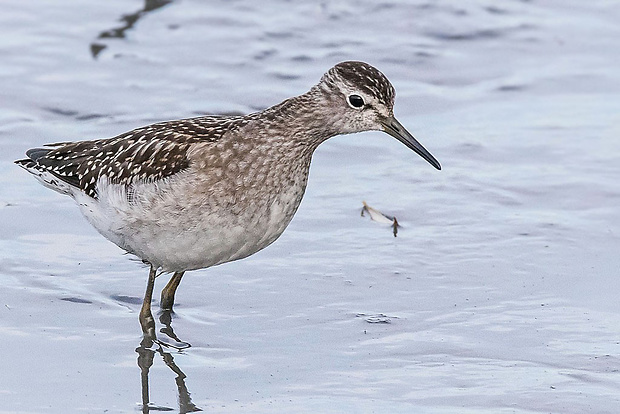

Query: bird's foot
left=141, top=330, right=191, bottom=351
left=140, top=309, right=190, bottom=350
left=158, top=309, right=191, bottom=350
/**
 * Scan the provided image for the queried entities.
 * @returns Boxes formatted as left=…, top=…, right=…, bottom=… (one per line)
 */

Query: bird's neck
left=255, top=89, right=342, bottom=152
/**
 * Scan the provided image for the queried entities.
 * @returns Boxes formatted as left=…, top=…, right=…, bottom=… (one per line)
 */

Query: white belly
left=73, top=173, right=306, bottom=272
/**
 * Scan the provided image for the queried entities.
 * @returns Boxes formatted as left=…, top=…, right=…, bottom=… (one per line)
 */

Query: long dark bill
left=382, top=116, right=441, bottom=170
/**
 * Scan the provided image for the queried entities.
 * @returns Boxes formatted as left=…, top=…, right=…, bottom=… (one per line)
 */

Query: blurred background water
left=1, top=1, right=619, bottom=413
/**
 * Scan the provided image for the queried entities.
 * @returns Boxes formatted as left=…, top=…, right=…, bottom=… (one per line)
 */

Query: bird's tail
left=15, top=148, right=76, bottom=196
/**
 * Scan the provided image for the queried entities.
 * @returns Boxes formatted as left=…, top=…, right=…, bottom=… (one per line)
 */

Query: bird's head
left=317, top=61, right=441, bottom=170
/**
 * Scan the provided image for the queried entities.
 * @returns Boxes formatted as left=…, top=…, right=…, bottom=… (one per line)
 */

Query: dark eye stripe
left=348, top=94, right=364, bottom=108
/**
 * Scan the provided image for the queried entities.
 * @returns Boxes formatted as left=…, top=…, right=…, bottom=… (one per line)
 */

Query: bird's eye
left=347, top=94, right=365, bottom=108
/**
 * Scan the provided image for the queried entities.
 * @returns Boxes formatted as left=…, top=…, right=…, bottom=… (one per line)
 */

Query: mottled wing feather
left=26, top=115, right=242, bottom=198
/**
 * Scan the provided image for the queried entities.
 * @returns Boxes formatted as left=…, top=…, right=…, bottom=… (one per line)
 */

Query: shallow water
left=1, top=0, right=620, bottom=413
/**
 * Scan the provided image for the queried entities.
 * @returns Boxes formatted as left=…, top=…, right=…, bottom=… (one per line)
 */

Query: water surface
left=1, top=1, right=619, bottom=413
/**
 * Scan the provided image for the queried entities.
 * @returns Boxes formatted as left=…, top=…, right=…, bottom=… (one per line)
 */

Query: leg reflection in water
left=159, top=309, right=190, bottom=347
left=136, top=335, right=202, bottom=413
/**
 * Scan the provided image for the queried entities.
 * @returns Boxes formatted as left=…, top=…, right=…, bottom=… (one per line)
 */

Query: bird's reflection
left=136, top=310, right=200, bottom=413
left=91, top=0, right=174, bottom=58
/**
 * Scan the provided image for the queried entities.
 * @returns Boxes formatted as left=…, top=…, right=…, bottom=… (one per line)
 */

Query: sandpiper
left=16, top=61, right=441, bottom=342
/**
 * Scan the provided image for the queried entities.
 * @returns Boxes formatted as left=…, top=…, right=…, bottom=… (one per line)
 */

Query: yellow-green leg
left=139, top=265, right=158, bottom=340
left=160, top=271, right=185, bottom=311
